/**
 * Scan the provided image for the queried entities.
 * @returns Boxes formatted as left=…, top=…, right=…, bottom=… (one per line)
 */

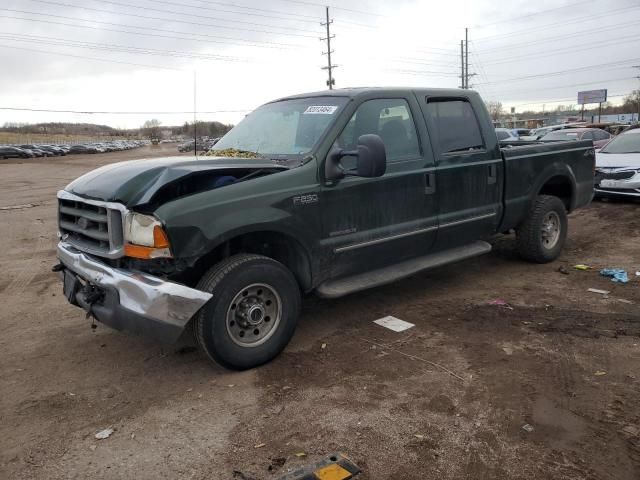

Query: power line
left=144, top=0, right=321, bottom=24
left=0, top=107, right=250, bottom=114
left=81, top=0, right=322, bottom=33
left=0, top=43, right=183, bottom=70
left=273, top=0, right=388, bottom=18
left=480, top=33, right=640, bottom=66
left=493, top=76, right=635, bottom=97
left=24, top=0, right=320, bottom=38
left=0, top=33, right=261, bottom=64
left=475, top=57, right=640, bottom=86
left=0, top=11, right=305, bottom=49
left=474, top=4, right=640, bottom=43
left=472, top=0, right=599, bottom=29
left=475, top=19, right=640, bottom=54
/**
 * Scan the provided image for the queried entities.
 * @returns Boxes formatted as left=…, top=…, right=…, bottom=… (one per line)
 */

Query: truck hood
left=64, top=155, right=287, bottom=207
left=596, top=152, right=640, bottom=169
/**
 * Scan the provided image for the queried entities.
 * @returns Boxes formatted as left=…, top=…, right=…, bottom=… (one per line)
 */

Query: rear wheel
left=194, top=254, right=300, bottom=370
left=516, top=195, right=568, bottom=263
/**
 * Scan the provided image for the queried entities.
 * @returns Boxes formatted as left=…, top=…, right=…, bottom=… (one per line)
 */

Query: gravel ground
left=1, top=145, right=639, bottom=480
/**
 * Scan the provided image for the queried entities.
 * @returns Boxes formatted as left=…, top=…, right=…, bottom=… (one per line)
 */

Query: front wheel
left=516, top=195, right=568, bottom=263
left=194, top=254, right=301, bottom=370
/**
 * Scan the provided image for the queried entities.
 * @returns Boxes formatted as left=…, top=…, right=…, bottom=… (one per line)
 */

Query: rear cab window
left=423, top=99, right=485, bottom=155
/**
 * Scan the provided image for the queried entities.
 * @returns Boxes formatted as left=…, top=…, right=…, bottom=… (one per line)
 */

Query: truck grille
left=57, top=192, right=126, bottom=258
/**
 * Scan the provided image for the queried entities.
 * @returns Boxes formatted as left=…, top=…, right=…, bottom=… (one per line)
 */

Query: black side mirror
left=325, top=134, right=387, bottom=181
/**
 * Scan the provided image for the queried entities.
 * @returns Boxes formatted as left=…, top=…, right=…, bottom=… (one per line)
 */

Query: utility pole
left=465, top=28, right=469, bottom=89
left=193, top=71, right=197, bottom=156
left=633, top=66, right=640, bottom=123
left=460, top=40, right=465, bottom=89
left=460, top=28, right=476, bottom=89
left=321, top=7, right=336, bottom=89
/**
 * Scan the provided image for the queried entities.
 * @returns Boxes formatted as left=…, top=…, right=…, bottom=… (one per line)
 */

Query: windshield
left=211, top=96, right=348, bottom=157
left=600, top=130, right=640, bottom=154
left=541, top=131, right=580, bottom=141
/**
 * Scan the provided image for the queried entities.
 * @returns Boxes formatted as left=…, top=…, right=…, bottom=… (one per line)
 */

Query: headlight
left=123, top=212, right=172, bottom=259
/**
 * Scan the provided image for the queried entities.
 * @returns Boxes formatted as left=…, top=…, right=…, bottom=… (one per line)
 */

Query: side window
left=425, top=99, right=485, bottom=154
left=594, top=130, right=609, bottom=140
left=336, top=98, right=420, bottom=164
left=582, top=131, right=593, bottom=140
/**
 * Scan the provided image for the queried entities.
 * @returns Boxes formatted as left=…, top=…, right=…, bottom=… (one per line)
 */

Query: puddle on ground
left=532, top=396, right=587, bottom=448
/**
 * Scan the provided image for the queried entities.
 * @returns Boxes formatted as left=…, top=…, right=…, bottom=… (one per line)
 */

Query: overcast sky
left=0, top=0, right=639, bottom=128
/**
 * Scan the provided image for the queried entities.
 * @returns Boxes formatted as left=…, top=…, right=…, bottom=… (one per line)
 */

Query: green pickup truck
left=55, top=88, right=595, bottom=369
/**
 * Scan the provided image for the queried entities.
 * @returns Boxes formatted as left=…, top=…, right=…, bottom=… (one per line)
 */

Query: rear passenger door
left=420, top=96, right=503, bottom=250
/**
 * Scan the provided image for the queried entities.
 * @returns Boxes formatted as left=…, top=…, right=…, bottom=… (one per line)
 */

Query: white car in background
left=594, top=126, right=640, bottom=198
left=495, top=128, right=519, bottom=142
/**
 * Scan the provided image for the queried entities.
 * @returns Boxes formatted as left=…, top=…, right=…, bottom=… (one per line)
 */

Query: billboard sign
left=578, top=89, right=607, bottom=105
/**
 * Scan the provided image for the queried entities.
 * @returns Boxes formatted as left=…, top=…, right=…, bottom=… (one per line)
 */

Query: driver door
left=319, top=96, right=438, bottom=280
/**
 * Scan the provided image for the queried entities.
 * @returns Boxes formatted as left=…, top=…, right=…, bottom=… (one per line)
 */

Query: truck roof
left=271, top=87, right=479, bottom=103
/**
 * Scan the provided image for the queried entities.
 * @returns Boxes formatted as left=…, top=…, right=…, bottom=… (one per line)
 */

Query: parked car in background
left=521, top=123, right=586, bottom=141
left=178, top=140, right=195, bottom=152
left=585, top=123, right=631, bottom=136
left=539, top=128, right=611, bottom=149
left=594, top=126, right=640, bottom=198
left=495, top=128, right=519, bottom=142
left=513, top=128, right=530, bottom=137
left=0, top=146, right=34, bottom=159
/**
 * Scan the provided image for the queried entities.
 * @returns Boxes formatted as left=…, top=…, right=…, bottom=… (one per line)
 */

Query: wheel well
left=187, top=231, right=312, bottom=291
left=538, top=175, right=573, bottom=211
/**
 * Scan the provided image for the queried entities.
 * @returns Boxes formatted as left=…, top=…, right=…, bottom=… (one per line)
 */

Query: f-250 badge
left=293, top=194, right=318, bottom=206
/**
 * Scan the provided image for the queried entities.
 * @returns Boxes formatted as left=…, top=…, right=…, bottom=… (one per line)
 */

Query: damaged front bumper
left=56, top=242, right=212, bottom=343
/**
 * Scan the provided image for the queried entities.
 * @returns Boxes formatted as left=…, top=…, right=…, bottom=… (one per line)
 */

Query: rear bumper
left=56, top=242, right=212, bottom=343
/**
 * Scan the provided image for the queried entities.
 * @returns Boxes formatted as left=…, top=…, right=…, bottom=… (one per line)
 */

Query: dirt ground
left=1, top=145, right=639, bottom=480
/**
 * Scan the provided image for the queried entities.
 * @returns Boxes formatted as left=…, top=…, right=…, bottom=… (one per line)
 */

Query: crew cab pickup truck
left=54, top=88, right=595, bottom=369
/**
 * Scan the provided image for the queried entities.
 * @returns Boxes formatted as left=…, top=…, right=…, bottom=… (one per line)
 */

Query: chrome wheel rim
left=541, top=211, right=561, bottom=249
left=226, top=283, right=281, bottom=347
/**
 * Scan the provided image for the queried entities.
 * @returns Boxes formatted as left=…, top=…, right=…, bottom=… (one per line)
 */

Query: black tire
left=516, top=195, right=568, bottom=263
left=194, top=254, right=300, bottom=370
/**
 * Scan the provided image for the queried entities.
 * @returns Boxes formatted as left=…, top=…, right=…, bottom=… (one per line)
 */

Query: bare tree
left=485, top=101, right=503, bottom=122
left=142, top=119, right=162, bottom=141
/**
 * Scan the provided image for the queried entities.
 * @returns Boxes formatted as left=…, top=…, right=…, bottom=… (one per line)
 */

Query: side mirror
left=325, top=134, right=387, bottom=181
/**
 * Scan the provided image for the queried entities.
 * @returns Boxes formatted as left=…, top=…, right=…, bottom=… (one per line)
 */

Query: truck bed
left=499, top=140, right=595, bottom=231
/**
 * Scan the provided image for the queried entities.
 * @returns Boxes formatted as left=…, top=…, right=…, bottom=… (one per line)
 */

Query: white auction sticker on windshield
left=304, top=105, right=338, bottom=114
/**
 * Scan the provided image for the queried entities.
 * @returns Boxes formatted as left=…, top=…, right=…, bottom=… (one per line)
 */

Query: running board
left=316, top=240, right=492, bottom=299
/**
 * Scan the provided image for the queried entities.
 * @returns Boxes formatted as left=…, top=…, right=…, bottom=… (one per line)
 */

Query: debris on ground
left=521, top=424, right=534, bottom=432
left=254, top=443, right=266, bottom=449
left=594, top=371, right=607, bottom=376
left=94, top=428, right=114, bottom=440
left=600, top=268, right=629, bottom=284
left=276, top=453, right=360, bottom=480
left=373, top=316, right=415, bottom=332
left=588, top=288, right=610, bottom=295
left=558, top=266, right=569, bottom=275
left=488, top=299, right=514, bottom=310
left=617, top=298, right=633, bottom=304
left=574, top=264, right=591, bottom=270
left=294, top=452, right=307, bottom=458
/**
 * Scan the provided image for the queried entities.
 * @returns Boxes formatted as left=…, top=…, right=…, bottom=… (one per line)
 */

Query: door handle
left=425, top=172, right=436, bottom=194
left=488, top=164, right=497, bottom=185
